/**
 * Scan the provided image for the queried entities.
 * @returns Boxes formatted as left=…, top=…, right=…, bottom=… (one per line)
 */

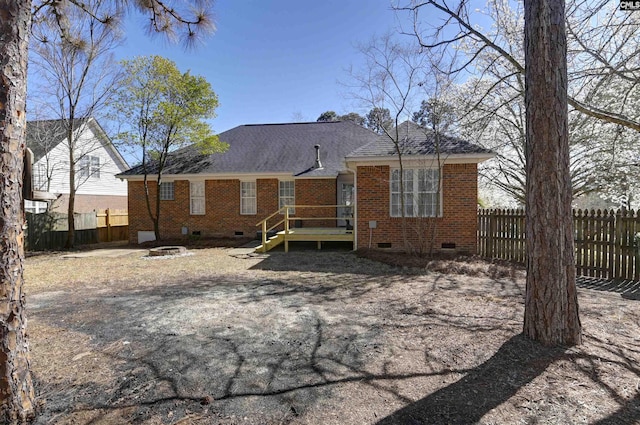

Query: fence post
left=614, top=209, right=622, bottom=279
left=631, top=210, right=640, bottom=282
left=606, top=209, right=615, bottom=280
left=106, top=208, right=112, bottom=242
left=488, top=209, right=496, bottom=258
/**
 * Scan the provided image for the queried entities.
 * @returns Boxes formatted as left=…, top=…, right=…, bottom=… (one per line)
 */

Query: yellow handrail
left=255, top=204, right=354, bottom=252
left=285, top=217, right=344, bottom=221
left=255, top=206, right=286, bottom=227
left=281, top=204, right=351, bottom=209
left=266, top=219, right=285, bottom=233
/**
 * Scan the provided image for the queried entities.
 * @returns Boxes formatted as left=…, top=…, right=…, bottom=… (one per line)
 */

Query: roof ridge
left=242, top=121, right=349, bottom=127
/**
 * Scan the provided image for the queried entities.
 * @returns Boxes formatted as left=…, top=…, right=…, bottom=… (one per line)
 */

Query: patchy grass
left=24, top=247, right=640, bottom=424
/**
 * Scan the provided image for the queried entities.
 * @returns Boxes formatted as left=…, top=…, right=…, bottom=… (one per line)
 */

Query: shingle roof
left=347, top=121, right=493, bottom=158
left=120, top=121, right=380, bottom=177
left=26, top=119, right=85, bottom=162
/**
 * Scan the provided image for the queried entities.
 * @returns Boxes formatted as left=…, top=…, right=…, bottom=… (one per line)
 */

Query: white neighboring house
left=25, top=117, right=128, bottom=214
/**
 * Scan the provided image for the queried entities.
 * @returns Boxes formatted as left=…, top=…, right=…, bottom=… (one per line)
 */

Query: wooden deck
left=257, top=227, right=354, bottom=252
left=255, top=205, right=354, bottom=253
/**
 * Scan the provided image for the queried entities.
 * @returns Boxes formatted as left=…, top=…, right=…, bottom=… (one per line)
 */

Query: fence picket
left=26, top=209, right=129, bottom=251
left=478, top=208, right=640, bottom=282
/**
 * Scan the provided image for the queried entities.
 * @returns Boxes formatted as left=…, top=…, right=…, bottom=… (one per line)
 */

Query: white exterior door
left=337, top=174, right=354, bottom=227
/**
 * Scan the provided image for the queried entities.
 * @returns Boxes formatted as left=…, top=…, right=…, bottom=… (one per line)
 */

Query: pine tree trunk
left=0, top=1, right=37, bottom=422
left=523, top=0, right=581, bottom=346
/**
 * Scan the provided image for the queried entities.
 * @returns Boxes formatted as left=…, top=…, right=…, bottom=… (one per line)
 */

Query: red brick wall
left=294, top=179, right=336, bottom=227
left=127, top=178, right=336, bottom=242
left=355, top=163, right=478, bottom=253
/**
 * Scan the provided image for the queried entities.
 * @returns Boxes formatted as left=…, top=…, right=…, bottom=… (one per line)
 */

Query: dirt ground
left=23, top=242, right=640, bottom=424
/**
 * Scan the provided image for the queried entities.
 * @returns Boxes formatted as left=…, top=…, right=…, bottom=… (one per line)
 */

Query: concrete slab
left=62, top=248, right=148, bottom=259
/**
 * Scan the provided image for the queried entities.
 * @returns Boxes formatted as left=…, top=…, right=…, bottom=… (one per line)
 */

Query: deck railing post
left=285, top=207, right=290, bottom=234
left=261, top=220, right=267, bottom=253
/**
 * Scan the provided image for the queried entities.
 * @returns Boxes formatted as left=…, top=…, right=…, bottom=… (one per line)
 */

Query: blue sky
left=115, top=0, right=406, bottom=133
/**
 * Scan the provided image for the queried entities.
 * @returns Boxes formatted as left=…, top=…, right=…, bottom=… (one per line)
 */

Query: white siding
left=32, top=123, right=128, bottom=197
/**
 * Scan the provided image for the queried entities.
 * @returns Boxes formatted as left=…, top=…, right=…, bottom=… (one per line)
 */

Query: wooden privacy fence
left=478, top=208, right=640, bottom=281
left=96, top=209, right=129, bottom=242
left=26, top=209, right=128, bottom=251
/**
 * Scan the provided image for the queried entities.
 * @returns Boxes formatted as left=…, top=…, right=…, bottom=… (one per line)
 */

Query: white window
left=279, top=180, right=295, bottom=214
left=35, top=163, right=47, bottom=190
left=78, top=155, right=100, bottom=179
left=159, top=182, right=174, bottom=200
left=390, top=168, right=439, bottom=217
left=24, top=200, right=47, bottom=214
left=190, top=181, right=205, bottom=215
left=240, top=181, right=256, bottom=215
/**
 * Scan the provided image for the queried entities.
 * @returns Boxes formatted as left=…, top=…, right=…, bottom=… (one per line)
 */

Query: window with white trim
left=240, top=181, right=256, bottom=215
left=35, top=163, right=47, bottom=190
left=24, top=200, right=48, bottom=214
left=78, top=155, right=100, bottom=179
left=159, top=182, right=174, bottom=200
left=390, top=168, right=439, bottom=217
left=279, top=180, right=295, bottom=214
left=190, top=181, right=205, bottom=215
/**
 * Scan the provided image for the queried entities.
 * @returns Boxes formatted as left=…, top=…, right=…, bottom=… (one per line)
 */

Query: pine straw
left=356, top=248, right=526, bottom=280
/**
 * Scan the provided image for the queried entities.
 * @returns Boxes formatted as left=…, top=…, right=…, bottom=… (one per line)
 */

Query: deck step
left=255, top=233, right=285, bottom=253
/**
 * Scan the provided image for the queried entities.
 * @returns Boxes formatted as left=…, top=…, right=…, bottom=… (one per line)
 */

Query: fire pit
left=148, top=246, right=188, bottom=257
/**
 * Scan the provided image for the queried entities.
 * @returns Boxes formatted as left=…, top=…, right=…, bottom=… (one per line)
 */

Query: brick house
left=345, top=121, right=493, bottom=253
left=118, top=120, right=493, bottom=252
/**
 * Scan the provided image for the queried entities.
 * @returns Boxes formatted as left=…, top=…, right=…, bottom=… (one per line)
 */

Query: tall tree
left=30, top=3, right=122, bottom=247
left=339, top=111, right=365, bottom=126
left=0, top=1, right=215, bottom=421
left=442, top=0, right=636, bottom=205
left=412, top=98, right=456, bottom=131
left=395, top=0, right=640, bottom=345
left=365, top=107, right=393, bottom=134
left=523, top=0, right=581, bottom=345
left=316, top=110, right=339, bottom=122
left=316, top=110, right=365, bottom=125
left=348, top=34, right=429, bottom=252
left=111, top=55, right=226, bottom=241
left=398, top=0, right=640, bottom=132
left=0, top=3, right=36, bottom=422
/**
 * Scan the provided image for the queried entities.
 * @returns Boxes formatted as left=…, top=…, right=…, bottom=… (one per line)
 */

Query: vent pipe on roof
left=314, top=144, right=323, bottom=169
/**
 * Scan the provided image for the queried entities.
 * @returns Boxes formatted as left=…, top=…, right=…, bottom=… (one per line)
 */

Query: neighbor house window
left=78, top=155, right=100, bottom=179
left=190, top=181, right=205, bottom=215
left=159, top=182, right=174, bottom=200
left=390, top=168, right=439, bottom=217
left=279, top=180, right=295, bottom=214
left=240, top=181, right=256, bottom=215
left=35, top=163, right=47, bottom=190
left=24, top=200, right=47, bottom=214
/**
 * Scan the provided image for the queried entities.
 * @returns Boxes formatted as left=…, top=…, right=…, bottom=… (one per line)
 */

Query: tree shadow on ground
left=28, top=255, right=640, bottom=424
left=576, top=276, right=640, bottom=300
left=29, top=271, right=519, bottom=424
left=377, top=334, right=565, bottom=425
left=248, top=250, right=421, bottom=276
